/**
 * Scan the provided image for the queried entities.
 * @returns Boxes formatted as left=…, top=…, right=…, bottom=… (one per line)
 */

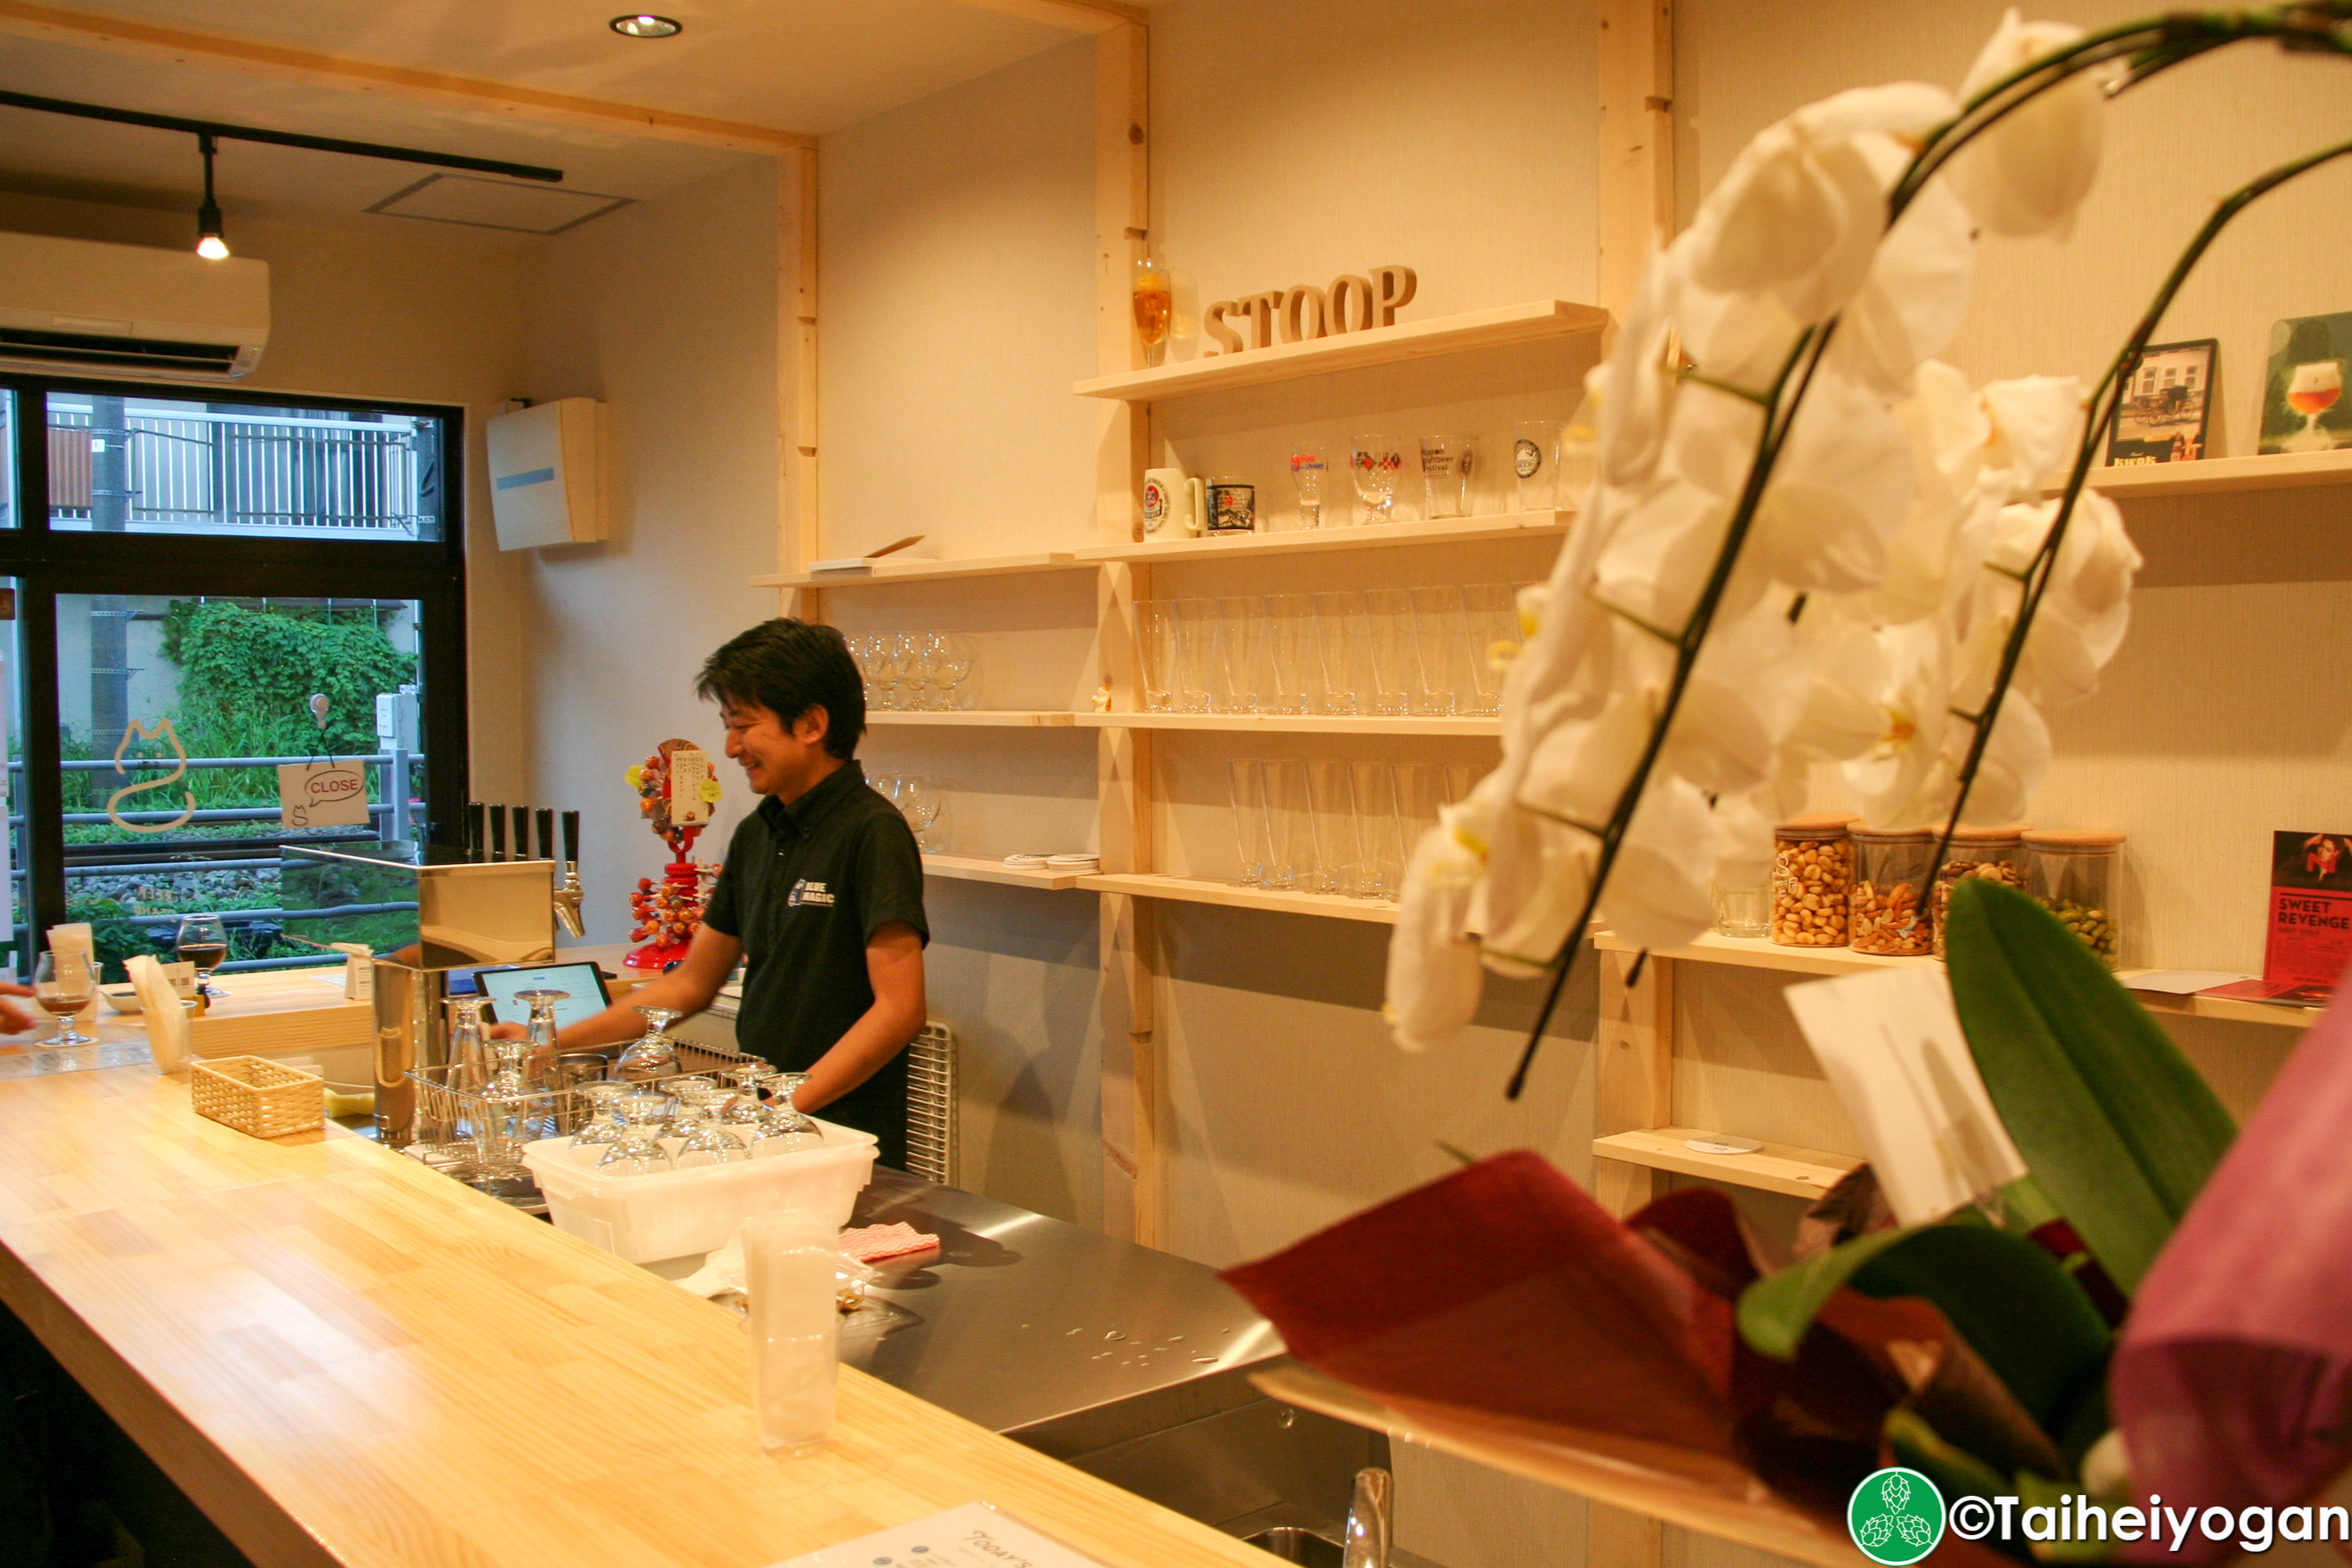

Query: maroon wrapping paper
left=2113, top=978, right=2352, bottom=1560
left=1222, top=1151, right=1741, bottom=1472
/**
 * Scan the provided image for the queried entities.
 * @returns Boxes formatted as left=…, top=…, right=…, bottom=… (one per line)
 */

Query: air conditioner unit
left=0, top=231, right=270, bottom=381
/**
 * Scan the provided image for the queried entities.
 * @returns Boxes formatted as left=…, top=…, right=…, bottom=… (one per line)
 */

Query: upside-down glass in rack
left=617, top=1005, right=682, bottom=1080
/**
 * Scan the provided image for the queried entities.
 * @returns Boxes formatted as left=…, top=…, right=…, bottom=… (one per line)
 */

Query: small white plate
left=1685, top=1135, right=1763, bottom=1156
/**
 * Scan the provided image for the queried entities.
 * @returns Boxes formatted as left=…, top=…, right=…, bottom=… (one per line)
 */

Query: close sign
left=278, top=762, right=371, bottom=829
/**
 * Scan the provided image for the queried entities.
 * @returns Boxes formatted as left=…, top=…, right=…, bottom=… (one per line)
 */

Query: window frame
left=0, top=371, right=469, bottom=949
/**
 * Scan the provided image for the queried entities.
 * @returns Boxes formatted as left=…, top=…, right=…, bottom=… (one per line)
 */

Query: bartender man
left=501, top=619, right=928, bottom=1167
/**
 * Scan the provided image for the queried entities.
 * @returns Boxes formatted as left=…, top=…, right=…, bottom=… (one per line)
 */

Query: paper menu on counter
left=768, top=1502, right=1114, bottom=1568
left=1784, top=964, right=2027, bottom=1226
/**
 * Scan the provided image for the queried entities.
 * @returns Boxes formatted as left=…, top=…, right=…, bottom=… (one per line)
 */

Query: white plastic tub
left=521, top=1117, right=879, bottom=1264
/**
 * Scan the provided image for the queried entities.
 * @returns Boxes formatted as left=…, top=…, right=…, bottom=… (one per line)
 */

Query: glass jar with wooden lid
left=1771, top=815, right=1855, bottom=946
left=1849, top=827, right=1935, bottom=956
left=1929, top=824, right=2030, bottom=957
left=2024, top=829, right=2125, bottom=965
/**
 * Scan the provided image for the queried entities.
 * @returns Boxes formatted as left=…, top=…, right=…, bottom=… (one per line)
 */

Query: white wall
left=508, top=158, right=783, bottom=933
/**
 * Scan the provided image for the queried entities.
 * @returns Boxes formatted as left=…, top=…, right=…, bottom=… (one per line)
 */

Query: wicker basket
left=191, top=1055, right=325, bottom=1139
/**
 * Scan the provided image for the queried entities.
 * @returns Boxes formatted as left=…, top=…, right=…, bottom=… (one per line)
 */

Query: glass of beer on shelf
left=1134, top=255, right=1173, bottom=367
left=174, top=912, right=230, bottom=1001
left=32, top=949, right=97, bottom=1047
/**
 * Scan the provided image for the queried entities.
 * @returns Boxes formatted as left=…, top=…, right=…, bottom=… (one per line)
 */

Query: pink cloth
left=839, top=1221, right=940, bottom=1262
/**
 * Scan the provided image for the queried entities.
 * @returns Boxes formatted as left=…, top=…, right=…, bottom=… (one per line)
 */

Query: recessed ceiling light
left=608, top=13, right=683, bottom=38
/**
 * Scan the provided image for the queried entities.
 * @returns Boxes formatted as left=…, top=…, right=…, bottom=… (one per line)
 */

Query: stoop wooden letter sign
left=1204, top=265, right=1417, bottom=354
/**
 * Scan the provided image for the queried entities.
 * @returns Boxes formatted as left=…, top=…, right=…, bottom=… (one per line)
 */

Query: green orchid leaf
left=1884, top=1406, right=2009, bottom=1507
left=1845, top=1225, right=2111, bottom=1434
left=1737, top=1225, right=1926, bottom=1362
left=1942, top=878, right=2236, bottom=1294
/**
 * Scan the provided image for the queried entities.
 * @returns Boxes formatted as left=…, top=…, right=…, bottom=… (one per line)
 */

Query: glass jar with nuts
left=1929, top=825, right=2029, bottom=957
left=1849, top=827, right=1935, bottom=956
left=1771, top=815, right=1856, bottom=947
left=2024, top=829, right=2124, bottom=966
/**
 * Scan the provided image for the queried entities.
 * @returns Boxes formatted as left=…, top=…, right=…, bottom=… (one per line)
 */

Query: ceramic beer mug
left=1142, top=467, right=1206, bottom=537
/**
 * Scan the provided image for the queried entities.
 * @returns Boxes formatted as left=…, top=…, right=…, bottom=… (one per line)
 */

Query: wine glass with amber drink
left=175, top=913, right=229, bottom=1002
left=2286, top=360, right=2343, bottom=452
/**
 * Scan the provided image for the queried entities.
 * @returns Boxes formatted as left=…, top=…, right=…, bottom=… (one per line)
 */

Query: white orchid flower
left=1948, top=11, right=2107, bottom=239
left=1863, top=361, right=1998, bottom=623
left=1951, top=690, right=2051, bottom=826
left=1596, top=265, right=1683, bottom=488
left=1842, top=619, right=1955, bottom=826
left=1597, top=779, right=1721, bottom=950
left=1590, top=474, right=1735, bottom=635
left=1382, top=801, right=1492, bottom=1051
left=1956, top=489, right=2139, bottom=708
left=1980, top=374, right=2089, bottom=499
left=1709, top=787, right=1781, bottom=892
left=1479, top=801, right=1599, bottom=980
left=1682, top=83, right=1960, bottom=327
left=1748, top=368, right=1918, bottom=593
left=1784, top=605, right=1893, bottom=760
left=1828, top=134, right=1975, bottom=397
left=1665, top=598, right=1807, bottom=797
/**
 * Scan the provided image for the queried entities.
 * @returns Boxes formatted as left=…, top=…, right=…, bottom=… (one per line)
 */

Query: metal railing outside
left=47, top=406, right=434, bottom=539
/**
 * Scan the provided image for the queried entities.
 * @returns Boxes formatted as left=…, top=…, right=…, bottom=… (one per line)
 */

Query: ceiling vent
left=368, top=173, right=632, bottom=235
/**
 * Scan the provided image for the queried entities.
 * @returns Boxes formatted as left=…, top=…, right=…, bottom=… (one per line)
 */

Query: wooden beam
left=1596, top=0, right=1674, bottom=313
left=939, top=0, right=1150, bottom=34
left=784, top=144, right=822, bottom=622
left=1094, top=20, right=1149, bottom=546
left=0, top=0, right=815, bottom=157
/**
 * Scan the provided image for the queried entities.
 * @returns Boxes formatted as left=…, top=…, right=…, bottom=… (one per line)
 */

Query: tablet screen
left=477, top=961, right=610, bottom=1033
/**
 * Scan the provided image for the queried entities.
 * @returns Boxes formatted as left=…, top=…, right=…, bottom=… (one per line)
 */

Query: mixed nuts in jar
left=1849, top=827, right=1935, bottom=956
left=1772, top=815, right=1855, bottom=946
left=2024, top=828, right=2125, bottom=965
left=1929, top=825, right=2029, bottom=958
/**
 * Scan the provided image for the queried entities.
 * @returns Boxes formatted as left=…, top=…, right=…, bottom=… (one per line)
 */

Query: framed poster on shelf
left=2107, top=338, right=2216, bottom=465
left=2259, top=310, right=2352, bottom=454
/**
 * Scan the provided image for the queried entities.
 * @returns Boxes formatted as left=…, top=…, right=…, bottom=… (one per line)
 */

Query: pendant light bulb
left=194, top=133, right=229, bottom=260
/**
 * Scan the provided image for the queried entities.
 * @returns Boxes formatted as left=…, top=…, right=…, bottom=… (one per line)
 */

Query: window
left=0, top=374, right=466, bottom=980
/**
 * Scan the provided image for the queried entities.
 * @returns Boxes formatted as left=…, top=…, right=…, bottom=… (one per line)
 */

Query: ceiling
left=0, top=0, right=1091, bottom=225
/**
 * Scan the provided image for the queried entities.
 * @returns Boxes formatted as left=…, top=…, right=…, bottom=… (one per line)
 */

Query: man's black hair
left=695, top=619, right=866, bottom=760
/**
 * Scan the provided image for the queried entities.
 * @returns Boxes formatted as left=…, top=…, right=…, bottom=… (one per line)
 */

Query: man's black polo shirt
left=702, top=760, right=927, bottom=1169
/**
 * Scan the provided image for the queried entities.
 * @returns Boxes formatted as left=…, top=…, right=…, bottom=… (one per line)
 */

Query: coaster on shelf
left=1685, top=1134, right=1763, bottom=1156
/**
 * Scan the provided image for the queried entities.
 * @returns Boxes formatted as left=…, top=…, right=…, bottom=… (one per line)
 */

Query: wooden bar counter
left=0, top=1062, right=1274, bottom=1568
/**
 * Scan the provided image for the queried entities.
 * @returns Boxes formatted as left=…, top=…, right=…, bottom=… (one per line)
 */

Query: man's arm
left=791, top=921, right=924, bottom=1114
left=488, top=924, right=742, bottom=1048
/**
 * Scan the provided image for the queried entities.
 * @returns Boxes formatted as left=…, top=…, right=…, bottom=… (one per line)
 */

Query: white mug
left=1142, top=467, right=1206, bottom=537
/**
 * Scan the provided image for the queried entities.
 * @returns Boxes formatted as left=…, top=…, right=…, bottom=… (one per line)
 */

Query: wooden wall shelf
left=1076, top=872, right=1400, bottom=924
left=1074, top=509, right=1573, bottom=564
left=752, top=551, right=1086, bottom=589
left=1077, top=713, right=1501, bottom=737
left=1073, top=299, right=1612, bottom=401
left=868, top=710, right=1079, bottom=728
left=2060, top=447, right=2352, bottom=501
left=1591, top=1127, right=1860, bottom=1201
left=1590, top=930, right=2314, bottom=1029
left=921, top=854, right=1086, bottom=890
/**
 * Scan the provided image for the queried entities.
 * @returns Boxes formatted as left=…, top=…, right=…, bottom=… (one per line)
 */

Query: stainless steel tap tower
left=283, top=837, right=575, bottom=1147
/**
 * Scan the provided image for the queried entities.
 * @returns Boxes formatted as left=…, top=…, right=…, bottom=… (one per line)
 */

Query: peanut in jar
left=1849, top=827, right=1935, bottom=956
left=1929, top=826, right=2029, bottom=958
left=2024, top=829, right=2125, bottom=967
left=1771, top=815, right=1855, bottom=947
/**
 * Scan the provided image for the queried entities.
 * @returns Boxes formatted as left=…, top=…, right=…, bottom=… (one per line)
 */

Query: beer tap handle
left=488, top=807, right=507, bottom=860
left=466, top=800, right=485, bottom=858
left=511, top=805, right=532, bottom=859
left=561, top=810, right=580, bottom=870
left=536, top=808, right=555, bottom=864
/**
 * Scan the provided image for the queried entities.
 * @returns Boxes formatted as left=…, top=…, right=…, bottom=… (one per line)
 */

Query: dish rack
left=405, top=1040, right=766, bottom=1186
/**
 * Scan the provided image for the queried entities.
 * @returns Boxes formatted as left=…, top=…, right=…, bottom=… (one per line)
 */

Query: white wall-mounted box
left=488, top=397, right=606, bottom=550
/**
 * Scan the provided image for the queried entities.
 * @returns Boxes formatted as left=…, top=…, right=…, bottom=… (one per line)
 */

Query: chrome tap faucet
left=1344, top=1466, right=1392, bottom=1568
left=552, top=809, right=585, bottom=938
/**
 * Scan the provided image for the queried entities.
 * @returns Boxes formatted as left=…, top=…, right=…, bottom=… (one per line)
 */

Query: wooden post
left=1594, top=8, right=1673, bottom=1559
left=1597, top=0, right=1674, bottom=315
left=1093, top=18, right=1156, bottom=1244
left=783, top=146, right=822, bottom=622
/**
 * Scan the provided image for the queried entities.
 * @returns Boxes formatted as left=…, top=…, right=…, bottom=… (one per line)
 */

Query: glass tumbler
left=1255, top=593, right=1316, bottom=717
left=1290, top=446, right=1327, bottom=528
left=1309, top=591, right=1370, bottom=716
left=1171, top=597, right=1220, bottom=714
left=1460, top=583, right=1519, bottom=717
left=1305, top=759, right=1360, bottom=895
left=1513, top=420, right=1566, bottom=514
left=742, top=1212, right=842, bottom=1456
left=1230, top=757, right=1272, bottom=887
left=1350, top=435, right=1403, bottom=525
left=1419, top=434, right=1480, bottom=520
left=1360, top=588, right=1417, bottom=717
left=1136, top=599, right=1178, bottom=713
left=1406, top=586, right=1469, bottom=717
left=1350, top=760, right=1405, bottom=900
left=1264, top=759, right=1314, bottom=891
left=1214, top=595, right=1265, bottom=713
